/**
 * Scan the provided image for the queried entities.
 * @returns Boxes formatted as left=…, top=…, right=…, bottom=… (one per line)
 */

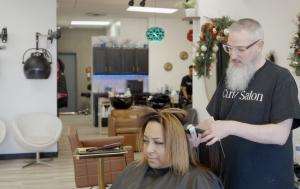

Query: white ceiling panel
left=57, top=0, right=185, bottom=28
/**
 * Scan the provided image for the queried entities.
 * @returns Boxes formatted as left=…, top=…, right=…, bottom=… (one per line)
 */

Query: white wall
left=0, top=0, right=57, bottom=154
left=108, top=21, right=121, bottom=38
left=120, top=18, right=148, bottom=47
left=194, top=0, right=300, bottom=120
left=148, top=18, right=193, bottom=93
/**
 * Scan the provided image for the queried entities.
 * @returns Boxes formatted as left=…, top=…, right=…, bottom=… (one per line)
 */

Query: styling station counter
left=93, top=92, right=149, bottom=127
left=92, top=92, right=178, bottom=127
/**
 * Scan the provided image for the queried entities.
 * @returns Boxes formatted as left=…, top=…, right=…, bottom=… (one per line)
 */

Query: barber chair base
left=22, top=152, right=53, bottom=168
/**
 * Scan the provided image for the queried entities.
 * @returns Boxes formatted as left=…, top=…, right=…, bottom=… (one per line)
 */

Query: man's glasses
left=222, top=39, right=261, bottom=54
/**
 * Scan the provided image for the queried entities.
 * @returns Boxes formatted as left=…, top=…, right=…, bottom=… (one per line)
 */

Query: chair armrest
left=124, top=145, right=134, bottom=164
left=81, top=136, right=124, bottom=147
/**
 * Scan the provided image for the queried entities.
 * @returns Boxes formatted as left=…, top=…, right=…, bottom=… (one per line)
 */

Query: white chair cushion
left=25, top=136, right=53, bottom=145
left=12, top=112, right=62, bottom=151
left=0, top=121, right=6, bottom=144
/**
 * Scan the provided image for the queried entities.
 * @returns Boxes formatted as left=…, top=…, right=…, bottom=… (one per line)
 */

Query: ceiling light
left=139, top=0, right=146, bottom=7
left=128, top=0, right=134, bottom=6
left=71, top=21, right=110, bottom=26
left=126, top=6, right=177, bottom=14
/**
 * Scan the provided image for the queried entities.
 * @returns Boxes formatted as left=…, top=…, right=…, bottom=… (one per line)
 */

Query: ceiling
left=57, top=0, right=185, bottom=28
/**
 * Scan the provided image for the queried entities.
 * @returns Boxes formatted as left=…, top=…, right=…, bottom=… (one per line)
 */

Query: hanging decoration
left=289, top=13, right=300, bottom=76
left=187, top=29, right=193, bottom=42
left=163, top=62, right=173, bottom=71
left=145, top=0, right=165, bottom=42
left=146, top=27, right=165, bottom=41
left=179, top=51, right=189, bottom=60
left=194, top=16, right=233, bottom=78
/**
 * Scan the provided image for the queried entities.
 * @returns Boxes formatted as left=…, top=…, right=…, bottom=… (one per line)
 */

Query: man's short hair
left=189, top=65, right=194, bottom=69
left=229, top=18, right=264, bottom=40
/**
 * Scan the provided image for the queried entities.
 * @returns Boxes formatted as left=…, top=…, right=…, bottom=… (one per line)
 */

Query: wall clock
left=146, top=27, right=165, bottom=41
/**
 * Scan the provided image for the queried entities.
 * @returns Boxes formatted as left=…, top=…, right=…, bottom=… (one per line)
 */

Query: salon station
left=1, top=0, right=300, bottom=189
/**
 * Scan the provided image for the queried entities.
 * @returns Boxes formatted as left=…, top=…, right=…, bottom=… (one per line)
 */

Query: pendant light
left=146, top=0, right=165, bottom=42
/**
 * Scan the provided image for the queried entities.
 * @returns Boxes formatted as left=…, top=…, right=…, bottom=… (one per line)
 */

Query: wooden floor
left=0, top=114, right=109, bottom=189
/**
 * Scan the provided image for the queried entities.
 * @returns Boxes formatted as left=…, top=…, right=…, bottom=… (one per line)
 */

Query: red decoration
left=212, top=32, right=218, bottom=39
left=200, top=35, right=205, bottom=42
left=187, top=29, right=193, bottom=42
left=297, top=50, right=300, bottom=56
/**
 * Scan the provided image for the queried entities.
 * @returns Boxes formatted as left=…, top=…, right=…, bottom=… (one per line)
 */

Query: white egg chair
left=0, top=120, right=6, bottom=144
left=12, top=112, right=62, bottom=168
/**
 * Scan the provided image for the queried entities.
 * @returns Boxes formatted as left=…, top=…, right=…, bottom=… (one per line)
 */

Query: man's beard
left=225, top=60, right=258, bottom=91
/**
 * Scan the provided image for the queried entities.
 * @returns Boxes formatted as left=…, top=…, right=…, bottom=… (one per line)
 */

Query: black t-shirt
left=180, top=75, right=193, bottom=96
left=207, top=61, right=300, bottom=189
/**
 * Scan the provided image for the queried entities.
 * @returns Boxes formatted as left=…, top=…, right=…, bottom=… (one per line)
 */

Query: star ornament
left=146, top=27, right=165, bottom=41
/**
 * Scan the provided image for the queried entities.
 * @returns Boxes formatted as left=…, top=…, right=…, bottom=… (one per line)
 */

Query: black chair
left=148, top=93, right=171, bottom=109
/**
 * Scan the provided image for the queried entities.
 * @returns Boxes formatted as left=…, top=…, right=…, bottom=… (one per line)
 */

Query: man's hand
left=187, top=117, right=214, bottom=147
left=200, top=120, right=232, bottom=145
left=196, top=118, right=292, bottom=146
left=187, top=118, right=232, bottom=147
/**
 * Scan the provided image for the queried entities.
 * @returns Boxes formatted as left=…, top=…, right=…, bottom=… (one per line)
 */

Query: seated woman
left=110, top=108, right=223, bottom=189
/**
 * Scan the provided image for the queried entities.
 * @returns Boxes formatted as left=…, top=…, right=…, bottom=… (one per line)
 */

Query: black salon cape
left=110, top=162, right=223, bottom=189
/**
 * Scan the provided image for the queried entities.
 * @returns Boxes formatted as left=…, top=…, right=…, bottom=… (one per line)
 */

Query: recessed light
left=126, top=6, right=177, bottom=14
left=70, top=21, right=110, bottom=26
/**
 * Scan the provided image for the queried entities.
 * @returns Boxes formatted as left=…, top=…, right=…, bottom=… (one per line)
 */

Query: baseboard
left=0, top=152, right=58, bottom=160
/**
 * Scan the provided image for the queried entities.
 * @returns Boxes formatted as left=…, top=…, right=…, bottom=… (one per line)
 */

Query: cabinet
left=135, top=48, right=148, bottom=74
left=122, top=49, right=136, bottom=73
left=93, top=47, right=148, bottom=75
left=93, top=48, right=107, bottom=73
left=106, top=48, right=122, bottom=73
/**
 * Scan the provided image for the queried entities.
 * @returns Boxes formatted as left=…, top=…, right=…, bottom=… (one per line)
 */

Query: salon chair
left=108, top=106, right=154, bottom=151
left=68, top=127, right=134, bottom=188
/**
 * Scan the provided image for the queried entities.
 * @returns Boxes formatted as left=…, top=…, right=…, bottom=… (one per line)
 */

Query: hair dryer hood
left=23, top=51, right=51, bottom=79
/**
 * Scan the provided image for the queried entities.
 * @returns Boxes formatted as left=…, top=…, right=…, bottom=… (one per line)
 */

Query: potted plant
left=181, top=0, right=197, bottom=17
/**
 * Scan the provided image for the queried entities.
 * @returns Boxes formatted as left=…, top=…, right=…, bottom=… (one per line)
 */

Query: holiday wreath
left=194, top=16, right=233, bottom=77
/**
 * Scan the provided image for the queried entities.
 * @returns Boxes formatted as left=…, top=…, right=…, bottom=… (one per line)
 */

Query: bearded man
left=194, top=18, right=300, bottom=189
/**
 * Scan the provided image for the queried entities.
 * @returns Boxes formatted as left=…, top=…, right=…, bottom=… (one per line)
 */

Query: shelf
left=182, top=16, right=200, bottom=21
